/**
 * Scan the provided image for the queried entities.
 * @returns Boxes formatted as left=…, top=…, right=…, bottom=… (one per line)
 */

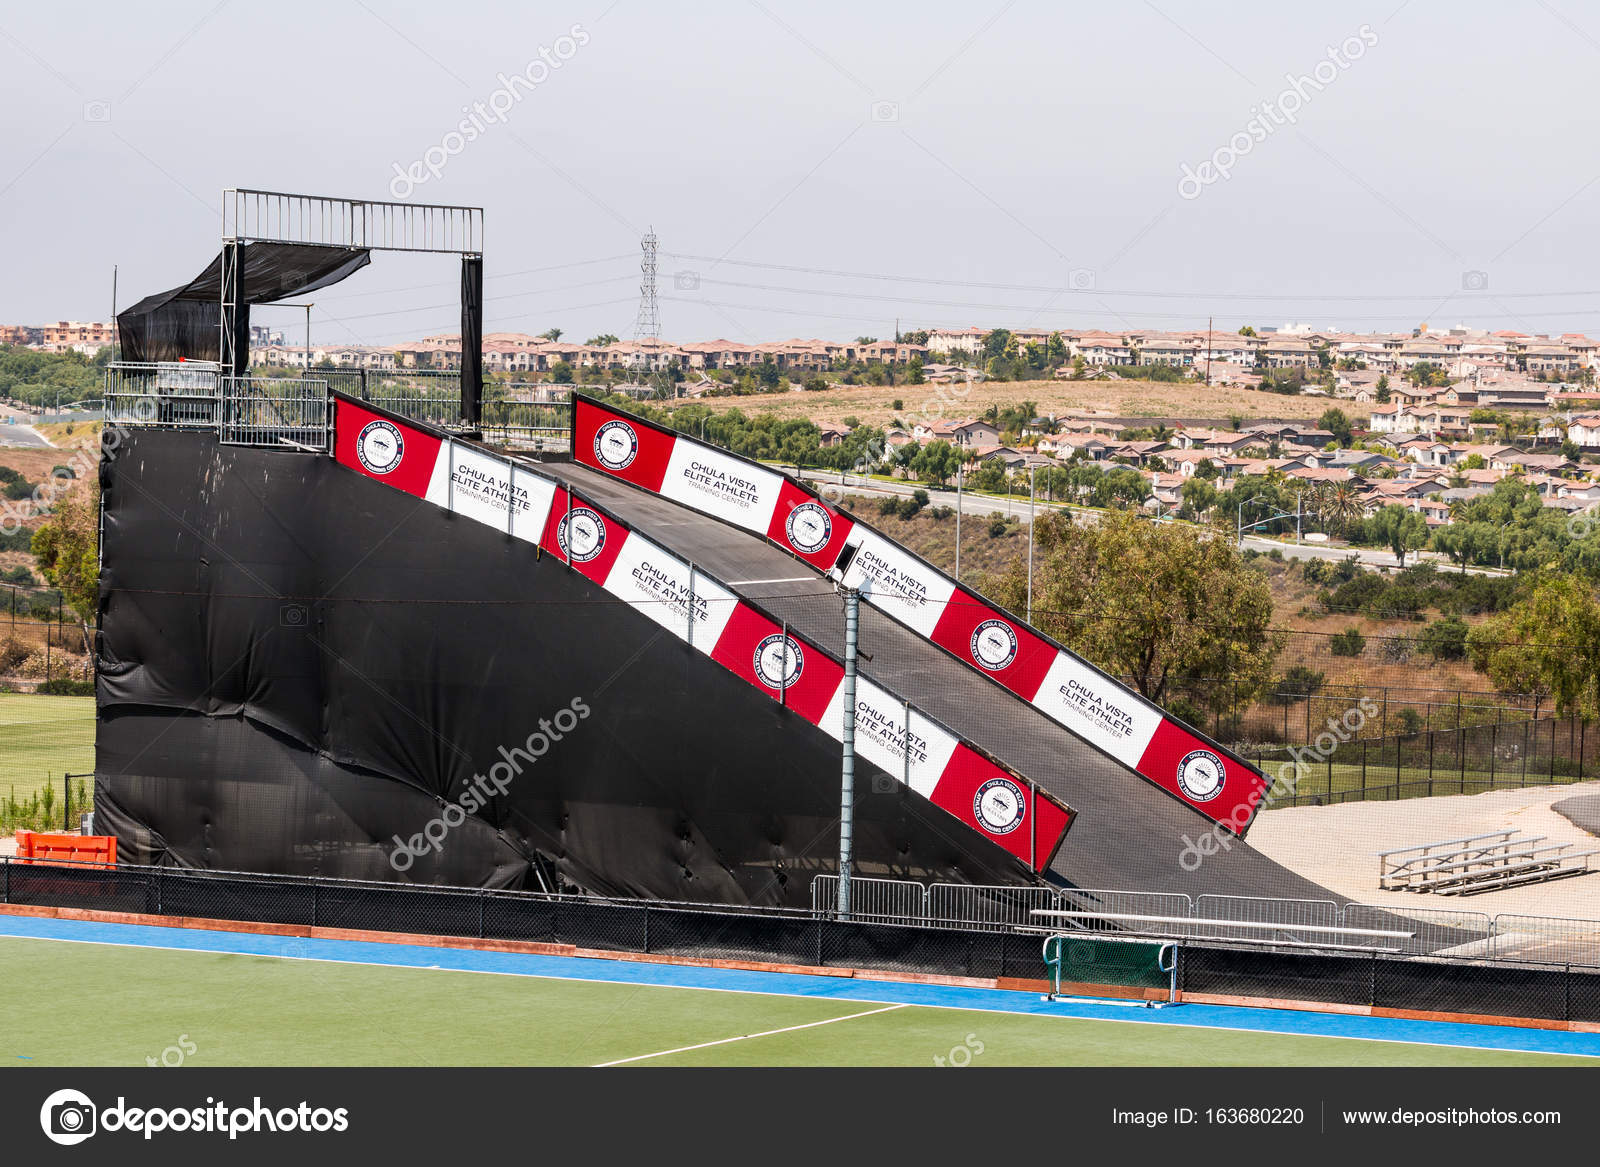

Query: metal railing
left=105, top=361, right=222, bottom=430
left=220, top=376, right=332, bottom=449
left=809, top=875, right=926, bottom=923
left=224, top=188, right=483, bottom=255
left=807, top=877, right=1600, bottom=967
left=1194, top=894, right=1341, bottom=946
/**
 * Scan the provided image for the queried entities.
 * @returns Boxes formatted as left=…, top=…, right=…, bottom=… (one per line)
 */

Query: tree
left=31, top=474, right=98, bottom=656
left=550, top=361, right=574, bottom=383
left=854, top=336, right=878, bottom=345
left=1238, top=325, right=1257, bottom=337
left=1372, top=503, right=1427, bottom=566
left=1468, top=575, right=1600, bottom=720
left=1311, top=479, right=1364, bottom=537
left=585, top=334, right=619, bottom=346
left=1375, top=374, right=1391, bottom=403
left=981, top=511, right=1280, bottom=711
left=539, top=328, right=563, bottom=341
left=910, top=440, right=960, bottom=486
left=1318, top=407, right=1353, bottom=446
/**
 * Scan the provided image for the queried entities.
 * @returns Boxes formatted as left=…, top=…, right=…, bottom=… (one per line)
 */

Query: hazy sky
left=3, top=1, right=1599, bottom=346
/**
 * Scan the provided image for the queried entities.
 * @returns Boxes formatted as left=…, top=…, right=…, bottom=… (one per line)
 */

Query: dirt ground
left=1249, top=781, right=1600, bottom=918
left=695, top=377, right=1333, bottom=429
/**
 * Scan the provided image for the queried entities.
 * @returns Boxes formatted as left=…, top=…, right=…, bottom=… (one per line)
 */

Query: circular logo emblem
left=1176, top=749, right=1226, bottom=803
left=357, top=419, right=405, bottom=475
left=970, top=619, right=1018, bottom=672
left=785, top=502, right=833, bottom=555
left=594, top=419, right=639, bottom=471
left=557, top=507, right=607, bottom=563
left=40, top=1088, right=97, bottom=1146
left=752, top=633, right=803, bottom=690
left=973, top=777, right=1026, bottom=835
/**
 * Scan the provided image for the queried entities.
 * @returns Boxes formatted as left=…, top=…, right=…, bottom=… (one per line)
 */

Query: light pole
left=837, top=585, right=859, bottom=920
left=1027, top=464, right=1036, bottom=622
left=955, top=467, right=963, bottom=582
left=275, top=302, right=315, bottom=372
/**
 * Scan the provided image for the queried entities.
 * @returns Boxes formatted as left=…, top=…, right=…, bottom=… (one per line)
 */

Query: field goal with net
left=1039, top=933, right=1179, bottom=1007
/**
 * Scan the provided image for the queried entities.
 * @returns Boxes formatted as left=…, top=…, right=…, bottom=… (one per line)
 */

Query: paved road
left=551, top=460, right=1340, bottom=901
left=0, top=422, right=50, bottom=448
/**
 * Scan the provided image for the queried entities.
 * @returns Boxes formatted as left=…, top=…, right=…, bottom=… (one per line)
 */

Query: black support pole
left=460, top=256, right=483, bottom=429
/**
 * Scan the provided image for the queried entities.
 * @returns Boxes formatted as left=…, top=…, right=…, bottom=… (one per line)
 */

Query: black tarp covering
left=95, top=429, right=1038, bottom=905
left=116, top=243, right=371, bottom=364
left=460, top=257, right=483, bottom=427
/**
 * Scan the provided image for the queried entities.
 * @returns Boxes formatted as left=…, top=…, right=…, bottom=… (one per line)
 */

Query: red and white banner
left=335, top=398, right=1073, bottom=870
left=572, top=396, right=1270, bottom=834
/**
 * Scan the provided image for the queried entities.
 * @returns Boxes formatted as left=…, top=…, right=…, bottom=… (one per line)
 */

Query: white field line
left=593, top=1003, right=910, bottom=1066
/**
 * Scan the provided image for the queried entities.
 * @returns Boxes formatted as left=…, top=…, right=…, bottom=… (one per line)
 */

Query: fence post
left=1551, top=720, right=1558, bottom=785
left=1581, top=720, right=1587, bottom=783
left=63, top=775, right=70, bottom=831
left=1458, top=726, right=1466, bottom=792
left=1360, top=738, right=1367, bottom=798
left=1427, top=731, right=1435, bottom=796
left=643, top=904, right=650, bottom=953
left=1522, top=719, right=1531, bottom=787
left=1489, top=723, right=1498, bottom=791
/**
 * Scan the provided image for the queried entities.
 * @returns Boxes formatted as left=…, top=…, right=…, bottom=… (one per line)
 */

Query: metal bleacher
left=1378, top=830, right=1600, bottom=896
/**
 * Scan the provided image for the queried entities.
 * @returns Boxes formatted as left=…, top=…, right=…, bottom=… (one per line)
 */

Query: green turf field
left=0, top=692, right=94, bottom=804
left=0, top=937, right=1586, bottom=1067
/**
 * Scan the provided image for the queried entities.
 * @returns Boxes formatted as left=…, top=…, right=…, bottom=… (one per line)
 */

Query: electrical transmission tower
left=633, top=228, right=660, bottom=342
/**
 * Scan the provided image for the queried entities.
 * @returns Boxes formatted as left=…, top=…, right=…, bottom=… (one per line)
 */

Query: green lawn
left=0, top=937, right=1586, bottom=1067
left=0, top=692, right=94, bottom=804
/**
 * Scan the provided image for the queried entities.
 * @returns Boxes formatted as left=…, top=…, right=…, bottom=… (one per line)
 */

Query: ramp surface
left=551, top=460, right=1336, bottom=901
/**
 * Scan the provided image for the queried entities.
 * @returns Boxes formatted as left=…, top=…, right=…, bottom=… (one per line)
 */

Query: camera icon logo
left=871, top=773, right=899, bottom=794
left=870, top=100, right=900, bottom=123
left=1461, top=270, right=1489, bottom=291
left=673, top=270, right=700, bottom=291
left=1068, top=268, right=1097, bottom=291
left=280, top=602, right=309, bottom=627
left=40, top=1088, right=97, bottom=1146
left=82, top=101, right=112, bottom=123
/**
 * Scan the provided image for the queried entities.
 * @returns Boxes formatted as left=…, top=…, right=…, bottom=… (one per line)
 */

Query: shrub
left=1395, top=707, right=1425, bottom=736
left=891, top=398, right=904, bottom=411
left=1377, top=634, right=1414, bottom=663
left=1418, top=615, right=1468, bottom=661
left=929, top=506, right=954, bottom=521
left=0, top=635, right=28, bottom=672
left=987, top=517, right=1009, bottom=538
left=1329, top=627, right=1366, bottom=657
left=1271, top=665, right=1326, bottom=705
left=36, top=677, right=93, bottom=696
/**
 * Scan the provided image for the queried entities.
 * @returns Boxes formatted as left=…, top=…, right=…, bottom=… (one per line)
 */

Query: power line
left=663, top=251, right=1600, bottom=304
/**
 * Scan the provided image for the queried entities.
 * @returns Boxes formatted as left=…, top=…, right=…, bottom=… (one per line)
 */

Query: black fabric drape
left=117, top=243, right=372, bottom=364
left=460, top=256, right=483, bottom=427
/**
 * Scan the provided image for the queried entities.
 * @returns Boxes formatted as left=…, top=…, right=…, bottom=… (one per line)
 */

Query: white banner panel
left=659, top=441, right=785, bottom=533
left=425, top=441, right=556, bottom=544
left=841, top=530, right=958, bottom=638
left=1033, top=652, right=1164, bottom=765
left=603, top=533, right=738, bottom=650
left=817, top=676, right=958, bottom=797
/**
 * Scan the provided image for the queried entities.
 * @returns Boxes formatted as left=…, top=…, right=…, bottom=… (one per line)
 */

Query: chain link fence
left=4, top=857, right=1599, bottom=1023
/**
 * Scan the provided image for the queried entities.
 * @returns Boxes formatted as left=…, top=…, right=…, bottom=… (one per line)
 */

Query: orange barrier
left=13, top=831, right=116, bottom=870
